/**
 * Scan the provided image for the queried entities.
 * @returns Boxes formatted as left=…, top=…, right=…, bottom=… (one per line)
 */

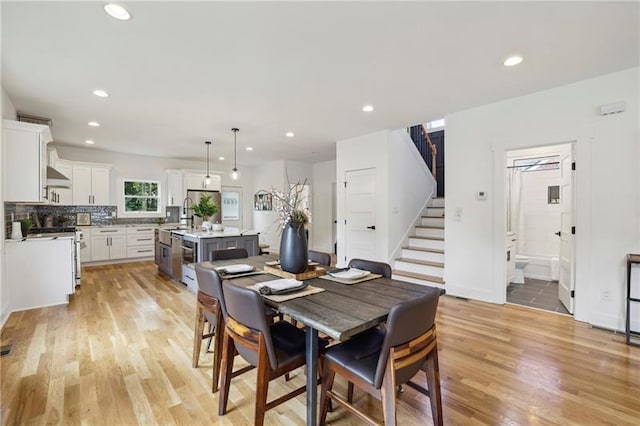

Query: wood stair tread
left=402, top=246, right=445, bottom=254
left=393, top=270, right=445, bottom=284
left=410, top=236, right=445, bottom=241
left=396, top=258, right=444, bottom=268
left=422, top=215, right=445, bottom=219
left=416, top=225, right=445, bottom=229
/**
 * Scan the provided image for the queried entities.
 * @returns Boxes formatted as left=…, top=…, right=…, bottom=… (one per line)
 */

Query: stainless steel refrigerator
left=183, top=190, right=222, bottom=228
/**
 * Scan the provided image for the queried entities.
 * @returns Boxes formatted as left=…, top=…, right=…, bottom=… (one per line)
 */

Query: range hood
left=46, top=166, right=71, bottom=188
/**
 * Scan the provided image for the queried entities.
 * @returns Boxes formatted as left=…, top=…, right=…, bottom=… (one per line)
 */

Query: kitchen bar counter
left=179, top=230, right=260, bottom=262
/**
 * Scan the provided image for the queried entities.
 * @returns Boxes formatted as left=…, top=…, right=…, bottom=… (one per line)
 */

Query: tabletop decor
left=270, top=180, right=311, bottom=273
left=264, top=263, right=326, bottom=280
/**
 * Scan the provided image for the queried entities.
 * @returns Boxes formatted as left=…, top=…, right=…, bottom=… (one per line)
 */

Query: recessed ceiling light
left=88, top=121, right=100, bottom=127
left=286, top=132, right=295, bottom=138
left=246, top=147, right=253, bottom=151
left=85, top=140, right=95, bottom=145
left=504, top=55, right=523, bottom=67
left=362, top=105, right=374, bottom=112
left=218, top=156, right=224, bottom=160
left=104, top=3, right=131, bottom=20
left=92, top=89, right=109, bottom=97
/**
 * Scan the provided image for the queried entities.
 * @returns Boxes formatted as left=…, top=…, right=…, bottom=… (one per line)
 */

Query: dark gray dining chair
left=309, top=250, right=331, bottom=266
left=319, top=287, right=443, bottom=425
left=210, top=247, right=248, bottom=261
left=193, top=265, right=254, bottom=393
left=348, top=258, right=392, bottom=278
left=218, top=281, right=309, bottom=426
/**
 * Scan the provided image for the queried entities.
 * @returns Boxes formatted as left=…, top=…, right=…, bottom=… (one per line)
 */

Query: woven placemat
left=247, top=284, right=325, bottom=302
left=318, top=273, right=382, bottom=285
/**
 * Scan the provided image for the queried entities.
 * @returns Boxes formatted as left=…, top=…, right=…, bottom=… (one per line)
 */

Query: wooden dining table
left=201, top=254, right=442, bottom=426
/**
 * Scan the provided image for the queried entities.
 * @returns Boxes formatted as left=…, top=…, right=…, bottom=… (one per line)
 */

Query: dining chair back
left=210, top=247, right=249, bottom=261
left=219, top=281, right=308, bottom=426
left=348, top=258, right=392, bottom=278
left=309, top=250, right=331, bottom=266
left=320, top=287, right=443, bottom=425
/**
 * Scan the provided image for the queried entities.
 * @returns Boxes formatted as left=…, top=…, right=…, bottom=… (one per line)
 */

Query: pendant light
left=204, top=141, right=212, bottom=185
left=231, top=128, right=239, bottom=180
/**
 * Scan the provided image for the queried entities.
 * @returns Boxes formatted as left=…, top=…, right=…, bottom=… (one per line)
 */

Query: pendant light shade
left=205, top=141, right=212, bottom=185
left=231, top=128, right=239, bottom=180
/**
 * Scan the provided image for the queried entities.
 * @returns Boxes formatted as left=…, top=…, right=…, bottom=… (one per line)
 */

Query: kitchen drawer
left=181, top=264, right=198, bottom=294
left=127, top=234, right=155, bottom=247
left=93, top=227, right=126, bottom=236
left=126, top=227, right=155, bottom=236
left=127, top=245, right=155, bottom=258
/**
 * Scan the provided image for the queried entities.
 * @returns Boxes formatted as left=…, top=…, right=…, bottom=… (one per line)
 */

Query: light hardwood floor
left=1, top=261, right=639, bottom=425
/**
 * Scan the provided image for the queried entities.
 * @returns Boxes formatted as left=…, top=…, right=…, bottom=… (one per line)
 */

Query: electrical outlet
left=601, top=289, right=610, bottom=300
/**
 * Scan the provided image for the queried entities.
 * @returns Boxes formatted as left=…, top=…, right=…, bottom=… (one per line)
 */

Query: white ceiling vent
left=598, top=101, right=625, bottom=116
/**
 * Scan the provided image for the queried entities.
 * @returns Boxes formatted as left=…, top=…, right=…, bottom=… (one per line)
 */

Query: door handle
left=366, top=225, right=376, bottom=230
left=555, top=231, right=561, bottom=236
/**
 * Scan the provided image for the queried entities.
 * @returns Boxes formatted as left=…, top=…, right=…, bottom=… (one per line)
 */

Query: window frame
left=121, top=178, right=162, bottom=215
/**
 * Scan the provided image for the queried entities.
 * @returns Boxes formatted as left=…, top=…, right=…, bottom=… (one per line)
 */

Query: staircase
left=392, top=197, right=445, bottom=288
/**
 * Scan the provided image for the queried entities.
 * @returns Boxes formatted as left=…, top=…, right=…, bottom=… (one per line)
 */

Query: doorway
left=344, top=168, right=377, bottom=263
left=505, top=143, right=575, bottom=315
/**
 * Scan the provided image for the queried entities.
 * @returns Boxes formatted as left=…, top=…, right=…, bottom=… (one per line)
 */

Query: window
left=123, top=180, right=160, bottom=213
left=548, top=186, right=560, bottom=204
left=513, top=155, right=560, bottom=172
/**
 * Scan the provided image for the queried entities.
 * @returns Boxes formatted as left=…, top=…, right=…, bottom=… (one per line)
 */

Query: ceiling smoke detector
left=17, top=113, right=53, bottom=127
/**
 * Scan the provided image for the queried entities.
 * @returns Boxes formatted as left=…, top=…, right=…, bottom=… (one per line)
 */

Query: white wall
left=253, top=160, right=286, bottom=250
left=2, top=87, right=17, bottom=120
left=52, top=145, right=254, bottom=228
left=336, top=129, right=433, bottom=267
left=445, top=67, right=640, bottom=331
left=387, top=129, right=437, bottom=260
left=311, top=160, right=336, bottom=253
left=519, top=169, right=561, bottom=256
left=0, top=87, right=15, bottom=326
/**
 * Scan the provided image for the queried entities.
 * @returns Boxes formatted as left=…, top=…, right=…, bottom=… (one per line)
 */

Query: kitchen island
left=180, top=229, right=260, bottom=263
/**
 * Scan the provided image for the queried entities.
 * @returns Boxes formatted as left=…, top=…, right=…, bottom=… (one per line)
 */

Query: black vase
left=279, top=222, right=308, bottom=273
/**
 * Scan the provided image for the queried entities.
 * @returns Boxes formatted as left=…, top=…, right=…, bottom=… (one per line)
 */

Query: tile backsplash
left=4, top=204, right=181, bottom=238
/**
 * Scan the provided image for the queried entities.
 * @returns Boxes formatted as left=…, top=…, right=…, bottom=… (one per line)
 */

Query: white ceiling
left=2, top=1, right=638, bottom=167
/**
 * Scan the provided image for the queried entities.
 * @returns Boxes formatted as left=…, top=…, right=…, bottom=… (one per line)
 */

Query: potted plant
left=20, top=218, right=34, bottom=236
left=192, top=193, right=219, bottom=231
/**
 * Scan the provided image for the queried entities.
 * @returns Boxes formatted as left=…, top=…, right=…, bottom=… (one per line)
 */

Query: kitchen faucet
left=182, top=197, right=194, bottom=228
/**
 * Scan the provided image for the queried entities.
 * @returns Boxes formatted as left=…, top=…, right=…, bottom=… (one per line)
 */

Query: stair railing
left=407, top=125, right=437, bottom=179
left=420, top=125, right=437, bottom=179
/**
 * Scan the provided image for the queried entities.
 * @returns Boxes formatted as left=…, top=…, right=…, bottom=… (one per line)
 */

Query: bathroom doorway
left=505, top=143, right=575, bottom=315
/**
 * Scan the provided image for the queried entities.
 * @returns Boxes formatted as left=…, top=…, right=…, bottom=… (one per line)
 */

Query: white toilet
left=514, top=255, right=529, bottom=284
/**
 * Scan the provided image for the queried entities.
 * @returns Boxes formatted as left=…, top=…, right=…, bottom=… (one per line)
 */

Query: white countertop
left=6, top=233, right=76, bottom=242
left=182, top=230, right=259, bottom=239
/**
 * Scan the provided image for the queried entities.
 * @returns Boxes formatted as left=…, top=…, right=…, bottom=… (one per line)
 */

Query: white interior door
left=558, top=146, right=576, bottom=313
left=345, top=168, right=376, bottom=264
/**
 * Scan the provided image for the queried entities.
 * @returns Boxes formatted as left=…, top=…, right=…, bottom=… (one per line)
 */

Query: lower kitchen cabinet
left=126, top=227, right=155, bottom=258
left=5, top=238, right=75, bottom=311
left=91, top=228, right=127, bottom=261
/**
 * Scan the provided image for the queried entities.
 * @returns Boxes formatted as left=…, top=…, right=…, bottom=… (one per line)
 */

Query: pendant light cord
left=232, top=128, right=239, bottom=172
left=205, top=141, right=211, bottom=178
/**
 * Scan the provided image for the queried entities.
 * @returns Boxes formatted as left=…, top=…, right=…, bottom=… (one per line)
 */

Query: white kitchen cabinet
left=2, top=120, right=52, bottom=202
left=5, top=238, right=74, bottom=311
left=126, top=227, right=155, bottom=258
left=91, top=228, right=127, bottom=261
left=72, top=164, right=110, bottom=205
left=167, top=170, right=183, bottom=206
left=185, top=173, right=221, bottom=191
left=50, top=160, right=73, bottom=205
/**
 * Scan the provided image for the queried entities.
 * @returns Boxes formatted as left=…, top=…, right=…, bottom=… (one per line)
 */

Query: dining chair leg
left=218, top=330, right=235, bottom=416
left=424, top=346, right=443, bottom=426
left=192, top=305, right=205, bottom=368
left=254, top=338, right=271, bottom=426
left=380, top=357, right=398, bottom=426
left=347, top=382, right=354, bottom=403
left=319, top=365, right=335, bottom=426
left=211, top=314, right=224, bottom=393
